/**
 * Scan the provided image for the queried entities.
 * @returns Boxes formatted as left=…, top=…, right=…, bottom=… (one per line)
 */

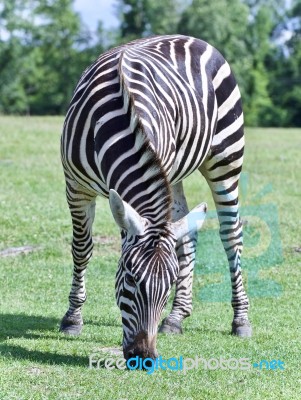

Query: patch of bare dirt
left=94, top=347, right=123, bottom=356
left=0, top=246, right=41, bottom=257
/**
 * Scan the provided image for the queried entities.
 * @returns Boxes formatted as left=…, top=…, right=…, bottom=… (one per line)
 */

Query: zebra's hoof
left=231, top=319, right=252, bottom=337
left=60, top=314, right=83, bottom=335
left=158, top=317, right=183, bottom=334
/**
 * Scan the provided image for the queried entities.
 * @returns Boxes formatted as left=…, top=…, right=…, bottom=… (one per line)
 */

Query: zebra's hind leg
left=200, top=160, right=252, bottom=337
left=159, top=181, right=198, bottom=334
left=60, top=178, right=96, bottom=335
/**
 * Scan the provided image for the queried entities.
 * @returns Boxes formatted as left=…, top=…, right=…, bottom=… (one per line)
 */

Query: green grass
left=0, top=117, right=300, bottom=399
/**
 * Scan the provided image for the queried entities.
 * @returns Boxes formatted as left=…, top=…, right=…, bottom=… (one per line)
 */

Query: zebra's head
left=109, top=189, right=206, bottom=361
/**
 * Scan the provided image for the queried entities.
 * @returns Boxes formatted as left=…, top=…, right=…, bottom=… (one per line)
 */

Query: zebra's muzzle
left=124, top=330, right=158, bottom=361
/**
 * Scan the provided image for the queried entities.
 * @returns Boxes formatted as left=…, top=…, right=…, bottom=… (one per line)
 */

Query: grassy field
left=0, top=116, right=300, bottom=399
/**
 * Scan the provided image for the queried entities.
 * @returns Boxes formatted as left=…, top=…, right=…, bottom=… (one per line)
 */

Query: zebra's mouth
left=123, top=330, right=158, bottom=361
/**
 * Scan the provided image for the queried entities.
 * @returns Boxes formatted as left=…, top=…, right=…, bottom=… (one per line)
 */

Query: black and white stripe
left=60, top=35, right=251, bottom=358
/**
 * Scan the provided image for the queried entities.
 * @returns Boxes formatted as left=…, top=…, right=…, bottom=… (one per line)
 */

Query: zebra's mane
left=118, top=49, right=172, bottom=230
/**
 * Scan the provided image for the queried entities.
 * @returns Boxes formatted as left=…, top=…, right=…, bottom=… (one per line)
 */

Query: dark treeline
left=0, top=0, right=300, bottom=126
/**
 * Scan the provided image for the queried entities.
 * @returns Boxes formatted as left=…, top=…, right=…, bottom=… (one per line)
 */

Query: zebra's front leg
left=60, top=179, right=96, bottom=335
left=159, top=182, right=197, bottom=334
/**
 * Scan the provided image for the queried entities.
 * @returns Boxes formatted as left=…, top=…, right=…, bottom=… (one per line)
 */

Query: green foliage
left=177, top=0, right=252, bottom=122
left=0, top=0, right=102, bottom=115
left=117, top=0, right=184, bottom=43
left=0, top=0, right=300, bottom=126
left=178, top=0, right=249, bottom=60
left=268, top=0, right=301, bottom=127
left=242, top=5, right=275, bottom=126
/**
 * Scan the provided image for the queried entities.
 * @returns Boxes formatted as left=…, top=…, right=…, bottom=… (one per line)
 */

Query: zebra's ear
left=172, top=202, right=207, bottom=241
left=109, top=189, right=146, bottom=236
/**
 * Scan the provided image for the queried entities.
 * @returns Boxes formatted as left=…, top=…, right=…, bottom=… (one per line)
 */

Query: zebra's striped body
left=60, top=35, right=251, bottom=359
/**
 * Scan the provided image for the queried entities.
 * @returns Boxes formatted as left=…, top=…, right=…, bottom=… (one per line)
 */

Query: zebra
left=60, top=34, right=252, bottom=361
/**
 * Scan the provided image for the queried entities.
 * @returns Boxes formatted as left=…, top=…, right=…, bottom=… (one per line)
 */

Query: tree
left=0, top=0, right=300, bottom=126
left=0, top=0, right=103, bottom=115
left=0, top=0, right=38, bottom=113
left=243, top=4, right=275, bottom=126
left=116, top=0, right=185, bottom=43
left=268, top=0, right=301, bottom=126
left=177, top=0, right=291, bottom=126
left=177, top=0, right=252, bottom=117
left=29, top=0, right=93, bottom=114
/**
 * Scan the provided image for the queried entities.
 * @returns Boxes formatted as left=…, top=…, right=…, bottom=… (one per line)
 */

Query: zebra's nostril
left=125, top=348, right=135, bottom=360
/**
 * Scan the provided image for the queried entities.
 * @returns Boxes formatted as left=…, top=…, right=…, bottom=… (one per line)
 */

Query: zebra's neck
left=112, top=86, right=172, bottom=229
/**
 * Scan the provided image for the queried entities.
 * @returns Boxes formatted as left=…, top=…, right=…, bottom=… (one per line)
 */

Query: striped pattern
left=60, top=35, right=250, bottom=354
left=116, top=235, right=179, bottom=340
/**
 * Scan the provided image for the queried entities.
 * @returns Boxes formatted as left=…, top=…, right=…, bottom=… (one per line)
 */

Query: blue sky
left=0, top=1, right=119, bottom=40
left=73, top=0, right=119, bottom=30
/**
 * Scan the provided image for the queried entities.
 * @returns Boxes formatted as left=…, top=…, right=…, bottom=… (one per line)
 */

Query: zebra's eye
left=124, top=273, right=136, bottom=287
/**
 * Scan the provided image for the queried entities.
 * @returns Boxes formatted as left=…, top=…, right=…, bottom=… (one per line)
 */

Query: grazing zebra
left=60, top=34, right=252, bottom=361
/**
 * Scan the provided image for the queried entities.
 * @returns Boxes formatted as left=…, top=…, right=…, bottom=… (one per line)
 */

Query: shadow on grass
left=0, top=313, right=121, bottom=367
left=0, top=343, right=88, bottom=367
left=0, top=312, right=121, bottom=345
left=0, top=313, right=120, bottom=340
left=0, top=313, right=59, bottom=340
left=0, top=313, right=87, bottom=366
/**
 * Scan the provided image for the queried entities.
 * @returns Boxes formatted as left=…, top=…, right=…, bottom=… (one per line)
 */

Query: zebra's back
left=61, top=35, right=242, bottom=219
